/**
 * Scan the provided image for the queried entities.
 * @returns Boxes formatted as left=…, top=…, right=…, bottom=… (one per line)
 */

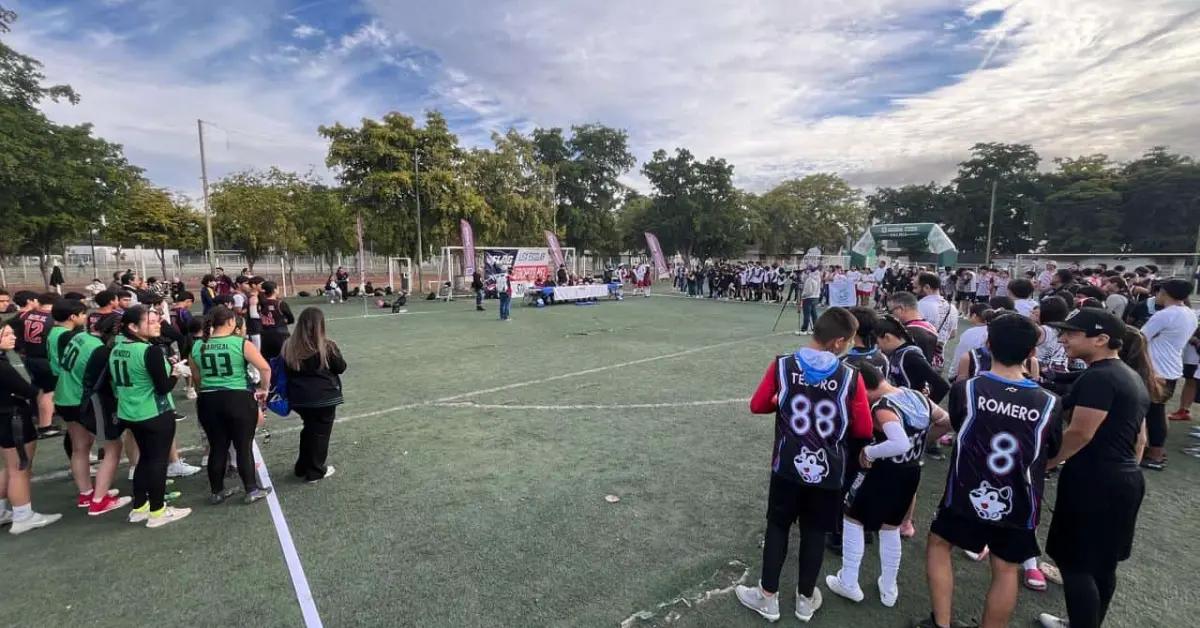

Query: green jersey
left=191, top=335, right=251, bottom=392
left=109, top=337, right=175, bottom=421
left=56, top=332, right=104, bottom=406
left=47, top=326, right=70, bottom=376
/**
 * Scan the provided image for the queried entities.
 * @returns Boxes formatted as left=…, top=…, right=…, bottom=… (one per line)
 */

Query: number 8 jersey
left=772, top=352, right=858, bottom=490
left=943, top=373, right=1061, bottom=530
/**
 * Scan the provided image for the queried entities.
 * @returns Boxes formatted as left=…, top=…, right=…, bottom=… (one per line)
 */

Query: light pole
left=198, top=119, right=215, bottom=271
left=414, top=147, right=423, bottom=283
left=984, top=180, right=998, bottom=266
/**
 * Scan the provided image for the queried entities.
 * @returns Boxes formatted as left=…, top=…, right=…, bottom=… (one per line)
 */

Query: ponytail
left=202, top=305, right=236, bottom=342
left=120, top=306, right=150, bottom=341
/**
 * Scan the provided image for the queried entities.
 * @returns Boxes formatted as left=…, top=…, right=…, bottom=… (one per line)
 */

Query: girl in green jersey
left=190, top=306, right=272, bottom=504
left=110, top=306, right=191, bottom=528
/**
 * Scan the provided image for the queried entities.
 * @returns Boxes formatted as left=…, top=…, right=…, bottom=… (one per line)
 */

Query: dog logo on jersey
left=793, top=447, right=829, bottom=484
left=968, top=481, right=1013, bottom=522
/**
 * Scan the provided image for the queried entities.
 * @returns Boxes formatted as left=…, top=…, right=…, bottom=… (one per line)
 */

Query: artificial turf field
left=5, top=292, right=1197, bottom=628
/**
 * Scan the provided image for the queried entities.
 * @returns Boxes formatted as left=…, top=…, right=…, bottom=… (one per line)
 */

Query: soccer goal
left=437, top=245, right=578, bottom=301
left=388, top=257, right=413, bottom=294
left=1013, top=253, right=1200, bottom=278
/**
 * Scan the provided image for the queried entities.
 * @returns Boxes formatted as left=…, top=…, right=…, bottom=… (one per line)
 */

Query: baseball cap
left=1047, top=307, right=1124, bottom=339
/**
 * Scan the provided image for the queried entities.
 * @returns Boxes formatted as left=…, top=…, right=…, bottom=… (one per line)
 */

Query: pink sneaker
left=1024, top=568, right=1048, bottom=591
left=939, top=433, right=955, bottom=446
left=899, top=520, right=916, bottom=538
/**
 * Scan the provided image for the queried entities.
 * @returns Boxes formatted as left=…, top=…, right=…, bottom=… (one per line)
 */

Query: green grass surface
left=5, top=293, right=1196, bottom=627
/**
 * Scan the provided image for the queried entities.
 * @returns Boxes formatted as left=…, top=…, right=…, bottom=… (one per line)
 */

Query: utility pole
left=414, top=148, right=423, bottom=283
left=198, top=119, right=216, bottom=272
left=984, top=180, right=998, bottom=266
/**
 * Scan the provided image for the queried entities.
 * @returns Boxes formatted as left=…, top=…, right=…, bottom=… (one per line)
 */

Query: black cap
left=1047, top=307, right=1124, bottom=339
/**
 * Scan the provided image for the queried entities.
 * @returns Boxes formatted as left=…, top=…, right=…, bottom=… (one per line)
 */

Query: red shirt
left=749, top=360, right=873, bottom=439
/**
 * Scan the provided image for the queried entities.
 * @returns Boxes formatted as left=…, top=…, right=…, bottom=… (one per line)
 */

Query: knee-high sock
left=1023, top=557, right=1038, bottom=571
left=879, top=528, right=903, bottom=591
left=840, top=519, right=865, bottom=587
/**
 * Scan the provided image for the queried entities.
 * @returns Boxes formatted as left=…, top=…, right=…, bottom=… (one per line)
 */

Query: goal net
left=437, top=245, right=578, bottom=300
left=1013, top=253, right=1199, bottom=279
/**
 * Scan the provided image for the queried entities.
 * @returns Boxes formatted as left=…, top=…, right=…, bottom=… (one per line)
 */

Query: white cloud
left=292, top=24, right=322, bottom=39
left=365, top=0, right=1200, bottom=189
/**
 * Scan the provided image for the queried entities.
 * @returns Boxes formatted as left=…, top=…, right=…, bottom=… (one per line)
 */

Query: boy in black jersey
left=20, top=293, right=62, bottom=438
left=919, top=314, right=1061, bottom=628
left=736, top=308, right=874, bottom=623
left=828, top=363, right=951, bottom=608
left=877, top=315, right=950, bottom=404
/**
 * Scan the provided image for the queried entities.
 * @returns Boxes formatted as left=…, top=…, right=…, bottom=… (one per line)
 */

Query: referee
left=1040, top=309, right=1149, bottom=628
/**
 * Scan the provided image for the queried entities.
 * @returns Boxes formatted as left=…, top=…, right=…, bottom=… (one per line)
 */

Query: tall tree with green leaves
left=1118, top=147, right=1200, bottom=254
left=463, top=130, right=554, bottom=246
left=532, top=124, right=634, bottom=256
left=951, top=142, right=1043, bottom=256
left=209, top=168, right=307, bottom=272
left=755, top=174, right=869, bottom=256
left=1, top=8, right=140, bottom=286
left=104, top=181, right=202, bottom=278
left=638, top=148, right=744, bottom=262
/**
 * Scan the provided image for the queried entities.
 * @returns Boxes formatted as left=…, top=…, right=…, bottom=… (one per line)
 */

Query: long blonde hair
left=281, top=306, right=332, bottom=370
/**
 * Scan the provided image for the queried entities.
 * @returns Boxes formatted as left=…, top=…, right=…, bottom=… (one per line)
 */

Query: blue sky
left=7, top=0, right=1200, bottom=197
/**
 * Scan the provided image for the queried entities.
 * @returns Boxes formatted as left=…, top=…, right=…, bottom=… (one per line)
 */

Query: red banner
left=644, top=232, right=668, bottom=278
left=544, top=230, right=565, bottom=267
left=460, top=219, right=476, bottom=275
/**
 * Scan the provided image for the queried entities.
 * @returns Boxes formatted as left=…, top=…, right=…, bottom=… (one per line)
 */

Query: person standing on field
left=283, top=307, right=346, bottom=482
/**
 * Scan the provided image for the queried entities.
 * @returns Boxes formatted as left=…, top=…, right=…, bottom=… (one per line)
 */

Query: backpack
left=267, top=356, right=291, bottom=417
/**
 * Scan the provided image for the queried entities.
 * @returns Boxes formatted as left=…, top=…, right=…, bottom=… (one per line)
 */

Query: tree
left=298, top=185, right=354, bottom=275
left=320, top=111, right=484, bottom=268
left=463, top=130, right=553, bottom=246
left=532, top=124, right=634, bottom=255
left=1037, top=156, right=1124, bottom=253
left=1, top=8, right=140, bottom=285
left=638, top=148, right=744, bottom=262
left=951, top=143, right=1043, bottom=255
left=209, top=168, right=305, bottom=272
left=104, top=181, right=202, bottom=278
left=755, top=174, right=869, bottom=257
left=1118, top=148, right=1200, bottom=253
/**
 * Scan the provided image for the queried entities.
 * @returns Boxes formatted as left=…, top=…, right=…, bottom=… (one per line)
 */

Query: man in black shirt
left=1038, top=308, right=1148, bottom=628
left=887, top=292, right=939, bottom=365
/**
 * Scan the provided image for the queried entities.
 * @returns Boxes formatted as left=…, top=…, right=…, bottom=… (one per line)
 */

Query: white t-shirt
left=1014, top=298, right=1039, bottom=318
left=232, top=292, right=246, bottom=310
left=918, top=294, right=958, bottom=344
left=1140, top=304, right=1199, bottom=380
left=634, top=265, right=646, bottom=282
left=950, top=325, right=989, bottom=378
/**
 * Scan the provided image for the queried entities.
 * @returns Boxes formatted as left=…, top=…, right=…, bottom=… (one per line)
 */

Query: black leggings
left=761, top=521, right=826, bottom=597
left=1146, top=401, right=1168, bottom=448
left=1062, top=566, right=1118, bottom=628
left=124, top=412, right=177, bottom=511
left=197, top=390, right=259, bottom=493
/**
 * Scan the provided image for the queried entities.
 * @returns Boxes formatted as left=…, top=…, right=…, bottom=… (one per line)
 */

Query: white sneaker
left=734, top=583, right=780, bottom=622
left=307, top=465, right=336, bottom=483
left=146, top=506, right=192, bottom=528
left=0, top=510, right=11, bottom=526
left=794, top=330, right=803, bottom=336
left=824, top=572, right=863, bottom=602
left=186, top=387, right=198, bottom=400
left=201, top=455, right=208, bottom=467
left=877, top=576, right=898, bottom=608
left=1037, top=613, right=1069, bottom=628
left=167, top=460, right=202, bottom=478
left=795, top=588, right=823, bottom=622
left=9, top=511, right=62, bottom=535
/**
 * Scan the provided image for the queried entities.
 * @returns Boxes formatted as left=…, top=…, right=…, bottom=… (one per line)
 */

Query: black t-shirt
left=1062, top=358, right=1149, bottom=471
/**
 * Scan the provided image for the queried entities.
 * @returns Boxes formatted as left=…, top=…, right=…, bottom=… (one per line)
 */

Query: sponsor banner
left=460, top=219, right=476, bottom=275
left=544, top=230, right=565, bottom=267
left=644, top=232, right=669, bottom=278
left=483, top=248, right=552, bottom=294
left=828, top=275, right=856, bottom=307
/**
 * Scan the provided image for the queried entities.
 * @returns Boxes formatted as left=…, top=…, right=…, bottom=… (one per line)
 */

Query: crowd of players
left=0, top=266, right=346, bottom=534
left=733, top=263, right=1196, bottom=628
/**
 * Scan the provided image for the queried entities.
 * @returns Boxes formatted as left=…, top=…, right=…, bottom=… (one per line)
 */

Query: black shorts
left=80, top=395, right=124, bottom=441
left=767, top=473, right=842, bottom=532
left=1047, top=466, right=1144, bottom=571
left=975, top=294, right=990, bottom=303
left=0, top=410, right=36, bottom=449
left=55, top=404, right=81, bottom=424
left=24, top=357, right=56, bottom=393
left=845, top=465, right=922, bottom=531
left=1183, top=363, right=1197, bottom=380
left=929, top=506, right=1040, bottom=564
left=955, top=291, right=975, bottom=303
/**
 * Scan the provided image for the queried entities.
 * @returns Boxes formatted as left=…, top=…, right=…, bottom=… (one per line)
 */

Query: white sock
left=840, top=519, right=865, bottom=588
left=13, top=503, right=32, bottom=521
left=879, top=528, right=903, bottom=591
left=1023, top=557, right=1038, bottom=570
left=0, top=498, right=9, bottom=511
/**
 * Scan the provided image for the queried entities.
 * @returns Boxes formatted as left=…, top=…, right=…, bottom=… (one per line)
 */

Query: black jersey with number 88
left=772, top=354, right=857, bottom=491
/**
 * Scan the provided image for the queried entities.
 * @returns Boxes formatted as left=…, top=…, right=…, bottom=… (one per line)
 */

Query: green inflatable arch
left=849, top=223, right=958, bottom=268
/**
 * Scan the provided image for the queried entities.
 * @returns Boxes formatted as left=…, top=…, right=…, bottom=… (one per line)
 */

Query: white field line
left=34, top=331, right=783, bottom=483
